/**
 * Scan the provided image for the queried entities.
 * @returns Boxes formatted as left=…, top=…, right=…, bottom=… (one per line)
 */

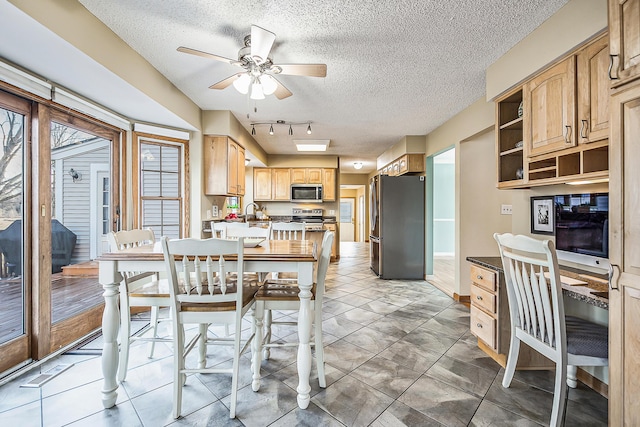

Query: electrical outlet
left=329, top=210, right=336, bottom=215
left=211, top=206, right=219, bottom=218
left=501, top=204, right=513, bottom=215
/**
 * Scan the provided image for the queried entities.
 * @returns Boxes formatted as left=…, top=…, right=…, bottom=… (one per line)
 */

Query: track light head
left=269, top=124, right=274, bottom=135
left=289, top=125, right=293, bottom=136
left=307, top=123, right=312, bottom=134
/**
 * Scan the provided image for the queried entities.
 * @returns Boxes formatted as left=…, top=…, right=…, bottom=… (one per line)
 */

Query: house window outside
left=140, top=142, right=182, bottom=239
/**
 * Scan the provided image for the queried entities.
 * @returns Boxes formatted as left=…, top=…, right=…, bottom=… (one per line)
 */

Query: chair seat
left=566, top=315, right=608, bottom=359
left=256, top=280, right=316, bottom=301
left=181, top=284, right=258, bottom=312
left=128, top=279, right=174, bottom=298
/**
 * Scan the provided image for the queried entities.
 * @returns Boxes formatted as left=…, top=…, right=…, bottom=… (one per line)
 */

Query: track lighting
left=249, top=121, right=313, bottom=136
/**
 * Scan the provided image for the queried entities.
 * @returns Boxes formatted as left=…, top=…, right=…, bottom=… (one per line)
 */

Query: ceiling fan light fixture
left=261, top=74, right=278, bottom=95
left=232, top=73, right=251, bottom=94
left=307, top=123, right=312, bottom=134
left=250, top=78, right=265, bottom=100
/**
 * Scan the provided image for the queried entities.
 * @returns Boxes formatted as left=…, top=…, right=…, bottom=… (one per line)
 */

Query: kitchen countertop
left=467, top=256, right=609, bottom=310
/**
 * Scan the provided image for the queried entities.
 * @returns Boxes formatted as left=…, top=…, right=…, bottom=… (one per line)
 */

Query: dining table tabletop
left=97, top=238, right=318, bottom=411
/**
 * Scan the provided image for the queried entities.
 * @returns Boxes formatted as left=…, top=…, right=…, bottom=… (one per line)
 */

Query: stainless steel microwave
left=290, top=184, right=323, bottom=202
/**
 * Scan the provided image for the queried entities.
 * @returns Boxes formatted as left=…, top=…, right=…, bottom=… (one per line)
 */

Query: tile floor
left=0, top=242, right=608, bottom=426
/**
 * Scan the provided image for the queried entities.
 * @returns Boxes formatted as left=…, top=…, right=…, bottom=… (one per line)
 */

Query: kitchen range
left=291, top=208, right=325, bottom=231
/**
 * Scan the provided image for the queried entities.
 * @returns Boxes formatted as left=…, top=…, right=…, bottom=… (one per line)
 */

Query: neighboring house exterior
left=51, top=139, right=110, bottom=263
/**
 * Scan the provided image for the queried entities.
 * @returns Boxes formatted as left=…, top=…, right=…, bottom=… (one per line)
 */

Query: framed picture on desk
left=531, top=196, right=554, bottom=235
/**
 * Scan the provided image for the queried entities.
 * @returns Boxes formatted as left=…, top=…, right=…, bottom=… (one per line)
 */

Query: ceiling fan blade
left=177, top=46, right=240, bottom=66
left=250, top=25, right=276, bottom=64
left=272, top=77, right=292, bottom=100
left=273, top=63, right=327, bottom=77
left=209, top=74, right=242, bottom=90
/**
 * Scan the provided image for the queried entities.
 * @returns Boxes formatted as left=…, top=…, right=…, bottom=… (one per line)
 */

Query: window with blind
left=140, top=141, right=183, bottom=239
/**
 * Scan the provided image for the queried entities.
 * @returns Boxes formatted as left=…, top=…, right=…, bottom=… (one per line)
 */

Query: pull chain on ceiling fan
left=177, top=25, right=327, bottom=100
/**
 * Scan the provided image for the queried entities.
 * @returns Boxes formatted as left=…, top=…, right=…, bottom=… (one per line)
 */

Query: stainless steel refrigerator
left=370, top=175, right=425, bottom=279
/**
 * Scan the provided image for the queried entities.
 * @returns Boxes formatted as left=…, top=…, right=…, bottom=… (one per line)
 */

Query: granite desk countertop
left=467, top=256, right=609, bottom=310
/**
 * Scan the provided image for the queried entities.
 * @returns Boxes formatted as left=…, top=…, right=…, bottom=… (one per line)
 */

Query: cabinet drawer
left=470, top=265, right=496, bottom=291
left=471, top=284, right=496, bottom=314
left=470, top=305, right=496, bottom=349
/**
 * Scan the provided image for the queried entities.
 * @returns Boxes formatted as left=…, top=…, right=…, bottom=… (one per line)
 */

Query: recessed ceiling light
left=294, top=139, right=330, bottom=152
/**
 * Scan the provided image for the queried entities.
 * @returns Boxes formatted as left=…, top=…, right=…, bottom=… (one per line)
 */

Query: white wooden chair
left=494, top=233, right=608, bottom=427
left=107, top=228, right=170, bottom=383
left=270, top=221, right=306, bottom=241
left=251, top=231, right=334, bottom=392
left=161, top=236, right=257, bottom=419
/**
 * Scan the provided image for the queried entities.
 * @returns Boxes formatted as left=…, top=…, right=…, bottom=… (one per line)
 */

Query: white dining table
left=97, top=239, right=317, bottom=410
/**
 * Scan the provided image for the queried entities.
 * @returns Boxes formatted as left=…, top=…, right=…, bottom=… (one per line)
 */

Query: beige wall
left=9, top=0, right=201, bottom=130
left=377, top=135, right=426, bottom=169
left=486, top=0, right=607, bottom=100
left=458, top=129, right=513, bottom=296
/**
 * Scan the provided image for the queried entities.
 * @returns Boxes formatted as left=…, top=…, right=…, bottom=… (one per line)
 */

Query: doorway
left=426, top=147, right=456, bottom=292
left=340, top=198, right=355, bottom=242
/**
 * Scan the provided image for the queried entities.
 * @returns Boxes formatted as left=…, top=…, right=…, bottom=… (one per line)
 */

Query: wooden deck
left=0, top=274, right=104, bottom=344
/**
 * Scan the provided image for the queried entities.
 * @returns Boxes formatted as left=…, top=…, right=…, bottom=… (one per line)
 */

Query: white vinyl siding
left=53, top=141, right=110, bottom=263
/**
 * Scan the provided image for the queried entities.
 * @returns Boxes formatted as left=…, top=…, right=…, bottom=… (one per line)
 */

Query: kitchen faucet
left=244, top=202, right=260, bottom=217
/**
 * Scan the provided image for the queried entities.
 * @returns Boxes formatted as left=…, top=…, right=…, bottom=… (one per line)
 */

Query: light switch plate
left=211, top=206, right=219, bottom=218
left=501, top=204, right=513, bottom=215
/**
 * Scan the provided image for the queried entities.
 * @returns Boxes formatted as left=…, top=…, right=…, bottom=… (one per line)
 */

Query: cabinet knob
left=476, top=275, right=483, bottom=280
left=476, top=295, right=483, bottom=300
left=476, top=323, right=483, bottom=328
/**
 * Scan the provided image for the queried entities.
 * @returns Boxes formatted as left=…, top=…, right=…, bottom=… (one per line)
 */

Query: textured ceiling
left=74, top=1, right=568, bottom=172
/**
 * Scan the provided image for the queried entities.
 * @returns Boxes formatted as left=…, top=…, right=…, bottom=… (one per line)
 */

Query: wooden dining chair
left=161, top=236, right=257, bottom=419
left=107, top=228, right=170, bottom=382
left=251, top=231, right=334, bottom=392
left=494, top=233, right=608, bottom=426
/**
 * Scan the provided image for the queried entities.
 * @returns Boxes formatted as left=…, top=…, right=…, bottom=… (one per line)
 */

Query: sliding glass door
left=0, top=90, right=30, bottom=373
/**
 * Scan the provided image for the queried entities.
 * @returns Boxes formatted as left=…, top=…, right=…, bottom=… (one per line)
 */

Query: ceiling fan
left=177, top=25, right=327, bottom=100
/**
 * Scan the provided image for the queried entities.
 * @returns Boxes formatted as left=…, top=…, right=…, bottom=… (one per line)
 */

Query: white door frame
left=90, top=163, right=109, bottom=259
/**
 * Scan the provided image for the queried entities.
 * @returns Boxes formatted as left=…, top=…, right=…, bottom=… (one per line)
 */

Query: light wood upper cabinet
left=291, top=168, right=322, bottom=184
left=204, top=135, right=246, bottom=196
left=272, top=168, right=291, bottom=200
left=322, top=168, right=336, bottom=201
left=577, top=35, right=610, bottom=144
left=253, top=168, right=272, bottom=201
left=253, top=167, right=334, bottom=201
left=609, top=0, right=640, bottom=87
left=524, top=56, right=577, bottom=157
left=608, top=80, right=640, bottom=427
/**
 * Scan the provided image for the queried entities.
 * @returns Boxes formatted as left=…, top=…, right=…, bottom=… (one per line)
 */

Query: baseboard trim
left=577, top=368, right=608, bottom=399
left=454, top=293, right=470, bottom=307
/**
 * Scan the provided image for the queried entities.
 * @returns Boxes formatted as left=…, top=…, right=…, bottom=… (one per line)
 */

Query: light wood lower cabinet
left=468, top=261, right=552, bottom=369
